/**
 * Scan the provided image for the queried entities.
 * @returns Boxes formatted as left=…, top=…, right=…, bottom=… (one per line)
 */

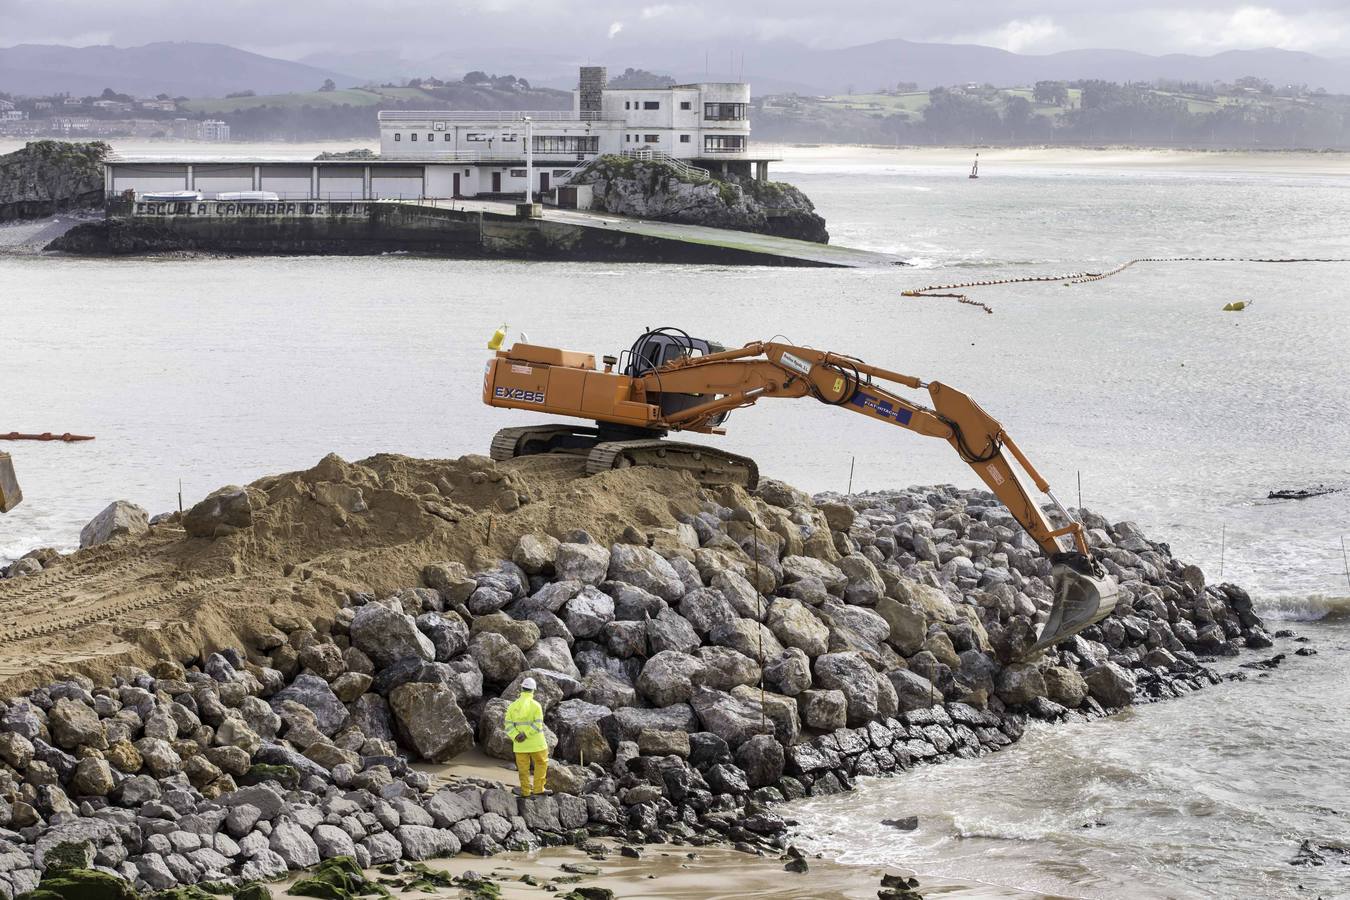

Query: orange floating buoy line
left=0, top=432, right=95, bottom=442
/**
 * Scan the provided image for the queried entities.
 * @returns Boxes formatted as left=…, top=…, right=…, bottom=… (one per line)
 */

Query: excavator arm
left=636, top=341, right=1119, bottom=654
left=484, top=332, right=1117, bottom=656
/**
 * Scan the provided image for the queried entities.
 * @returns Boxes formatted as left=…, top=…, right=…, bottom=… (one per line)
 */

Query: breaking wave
left=1257, top=593, right=1350, bottom=622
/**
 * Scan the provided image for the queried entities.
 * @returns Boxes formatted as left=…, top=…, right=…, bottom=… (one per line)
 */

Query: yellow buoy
left=487, top=324, right=509, bottom=350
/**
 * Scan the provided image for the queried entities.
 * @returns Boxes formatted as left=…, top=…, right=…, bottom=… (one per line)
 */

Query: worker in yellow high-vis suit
left=504, top=677, right=549, bottom=797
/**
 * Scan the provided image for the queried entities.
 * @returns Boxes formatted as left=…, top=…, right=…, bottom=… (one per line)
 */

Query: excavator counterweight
left=483, top=327, right=1118, bottom=657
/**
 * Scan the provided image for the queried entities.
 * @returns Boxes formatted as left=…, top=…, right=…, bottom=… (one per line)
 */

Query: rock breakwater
left=573, top=156, right=829, bottom=244
left=0, top=457, right=1272, bottom=896
left=0, top=141, right=108, bottom=223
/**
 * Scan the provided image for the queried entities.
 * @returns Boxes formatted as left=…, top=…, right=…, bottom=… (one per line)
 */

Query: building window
left=703, top=134, right=747, bottom=152
left=644, top=134, right=659, bottom=143
left=643, top=101, right=660, bottom=110
left=680, top=101, right=691, bottom=110
left=464, top=169, right=470, bottom=176
left=532, top=135, right=600, bottom=153
left=411, top=133, right=418, bottom=141
left=427, top=134, right=433, bottom=141
left=394, top=133, right=401, bottom=141
left=704, top=102, right=748, bottom=121
left=680, top=134, right=690, bottom=143
left=509, top=169, right=526, bottom=177
left=625, top=101, right=631, bottom=109
left=444, top=134, right=452, bottom=141
left=466, top=133, right=488, bottom=141
left=552, top=170, right=569, bottom=177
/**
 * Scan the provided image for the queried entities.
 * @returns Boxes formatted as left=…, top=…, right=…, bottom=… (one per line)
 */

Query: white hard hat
left=521, top=677, right=537, bottom=690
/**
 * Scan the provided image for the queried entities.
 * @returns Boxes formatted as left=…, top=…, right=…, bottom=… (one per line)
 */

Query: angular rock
left=350, top=604, right=435, bottom=668
left=389, top=683, right=474, bottom=762
left=80, top=500, right=150, bottom=548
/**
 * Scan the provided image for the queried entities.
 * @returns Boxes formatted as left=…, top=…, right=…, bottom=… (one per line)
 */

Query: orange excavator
left=483, top=327, right=1118, bottom=656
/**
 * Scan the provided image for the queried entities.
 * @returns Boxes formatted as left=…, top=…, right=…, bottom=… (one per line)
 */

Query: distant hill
left=0, top=42, right=354, bottom=97
left=643, top=39, right=1350, bottom=95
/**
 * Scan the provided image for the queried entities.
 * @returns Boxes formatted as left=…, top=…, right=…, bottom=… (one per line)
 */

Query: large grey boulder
left=1043, top=666, right=1089, bottom=708
left=887, top=668, right=943, bottom=713
left=183, top=486, right=264, bottom=540
left=798, top=689, right=847, bottom=731
left=838, top=553, right=886, bottom=606
left=269, top=819, right=320, bottom=869
left=1085, top=662, right=1137, bottom=708
left=468, top=632, right=528, bottom=684
left=781, top=555, right=847, bottom=593
left=350, top=604, right=435, bottom=668
left=689, top=687, right=772, bottom=748
left=875, top=597, right=929, bottom=656
left=646, top=609, right=701, bottom=655
left=766, top=598, right=830, bottom=657
left=735, top=733, right=785, bottom=788
left=79, top=500, right=149, bottom=548
left=996, top=664, right=1047, bottom=706
left=388, top=683, right=474, bottom=762
left=562, top=586, right=615, bottom=639
left=678, top=587, right=739, bottom=639
left=270, top=675, right=348, bottom=736
left=711, top=570, right=766, bottom=621
left=636, top=651, right=707, bottom=707
left=601, top=704, right=698, bottom=744
left=512, top=533, right=560, bottom=575
left=416, top=611, right=470, bottom=662
left=709, top=618, right=785, bottom=661
left=812, top=651, right=881, bottom=726
left=763, top=647, right=813, bottom=696
left=551, top=699, right=613, bottom=767
left=694, top=646, right=761, bottom=691
left=607, top=543, right=685, bottom=601
left=48, top=698, right=106, bottom=750
left=555, top=542, right=611, bottom=585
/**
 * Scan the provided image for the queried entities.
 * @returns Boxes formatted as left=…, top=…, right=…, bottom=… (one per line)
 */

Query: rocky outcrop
left=573, top=155, right=829, bottom=243
left=46, top=218, right=198, bottom=255
left=0, top=141, right=108, bottom=222
left=0, top=472, right=1276, bottom=895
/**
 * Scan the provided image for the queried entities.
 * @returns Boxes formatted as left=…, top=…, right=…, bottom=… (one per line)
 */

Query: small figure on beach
left=505, top=676, right=550, bottom=797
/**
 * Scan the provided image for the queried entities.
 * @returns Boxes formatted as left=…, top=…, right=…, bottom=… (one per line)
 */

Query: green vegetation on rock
left=288, top=857, right=389, bottom=900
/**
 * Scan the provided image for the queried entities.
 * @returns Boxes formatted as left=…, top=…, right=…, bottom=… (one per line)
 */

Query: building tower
left=578, top=66, right=607, bottom=118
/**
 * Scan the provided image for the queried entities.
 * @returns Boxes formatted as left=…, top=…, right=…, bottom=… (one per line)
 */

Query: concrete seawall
left=48, top=199, right=905, bottom=267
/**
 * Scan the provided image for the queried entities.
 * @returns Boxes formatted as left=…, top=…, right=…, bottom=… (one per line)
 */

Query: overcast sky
left=4, top=0, right=1349, bottom=59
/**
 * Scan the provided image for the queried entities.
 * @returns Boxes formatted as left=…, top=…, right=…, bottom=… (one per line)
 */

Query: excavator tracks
left=490, top=425, right=759, bottom=488
left=586, top=440, right=758, bottom=488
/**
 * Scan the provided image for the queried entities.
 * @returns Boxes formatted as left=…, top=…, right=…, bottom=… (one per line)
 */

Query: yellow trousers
left=515, top=750, right=548, bottom=796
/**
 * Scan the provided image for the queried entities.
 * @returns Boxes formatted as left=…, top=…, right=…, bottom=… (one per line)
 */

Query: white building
left=104, top=67, right=773, bottom=202
left=375, top=67, right=770, bottom=198
left=198, top=120, right=230, bottom=141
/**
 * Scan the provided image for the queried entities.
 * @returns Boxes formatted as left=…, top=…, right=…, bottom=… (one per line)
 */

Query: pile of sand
left=0, top=451, right=711, bottom=696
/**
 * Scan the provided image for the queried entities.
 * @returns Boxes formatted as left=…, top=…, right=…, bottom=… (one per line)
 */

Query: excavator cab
left=623, top=329, right=729, bottom=424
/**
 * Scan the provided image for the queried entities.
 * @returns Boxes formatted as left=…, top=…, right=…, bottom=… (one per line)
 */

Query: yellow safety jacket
left=504, top=690, right=547, bottom=754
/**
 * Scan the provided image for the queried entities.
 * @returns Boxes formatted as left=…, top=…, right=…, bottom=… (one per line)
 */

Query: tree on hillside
left=1033, top=81, right=1069, bottom=106
left=1002, top=95, right=1033, bottom=137
left=320, top=79, right=336, bottom=92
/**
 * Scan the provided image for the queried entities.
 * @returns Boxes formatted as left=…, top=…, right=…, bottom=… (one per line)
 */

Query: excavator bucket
left=0, top=453, right=21, bottom=513
left=1026, top=562, right=1120, bottom=657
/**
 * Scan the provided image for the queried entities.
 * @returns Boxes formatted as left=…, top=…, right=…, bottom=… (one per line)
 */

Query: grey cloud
left=4, top=0, right=1349, bottom=61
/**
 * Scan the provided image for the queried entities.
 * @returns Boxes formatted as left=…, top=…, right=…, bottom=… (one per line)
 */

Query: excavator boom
left=483, top=330, right=1118, bottom=655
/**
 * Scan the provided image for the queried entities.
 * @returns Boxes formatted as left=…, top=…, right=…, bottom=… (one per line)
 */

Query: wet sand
left=399, top=751, right=1035, bottom=899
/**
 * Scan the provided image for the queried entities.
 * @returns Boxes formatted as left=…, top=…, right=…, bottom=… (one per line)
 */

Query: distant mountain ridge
left=0, top=42, right=353, bottom=97
left=4, top=38, right=1350, bottom=100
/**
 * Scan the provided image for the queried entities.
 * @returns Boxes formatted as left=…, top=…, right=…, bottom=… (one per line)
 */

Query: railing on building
left=377, top=110, right=618, bottom=123
left=621, top=149, right=711, bottom=180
